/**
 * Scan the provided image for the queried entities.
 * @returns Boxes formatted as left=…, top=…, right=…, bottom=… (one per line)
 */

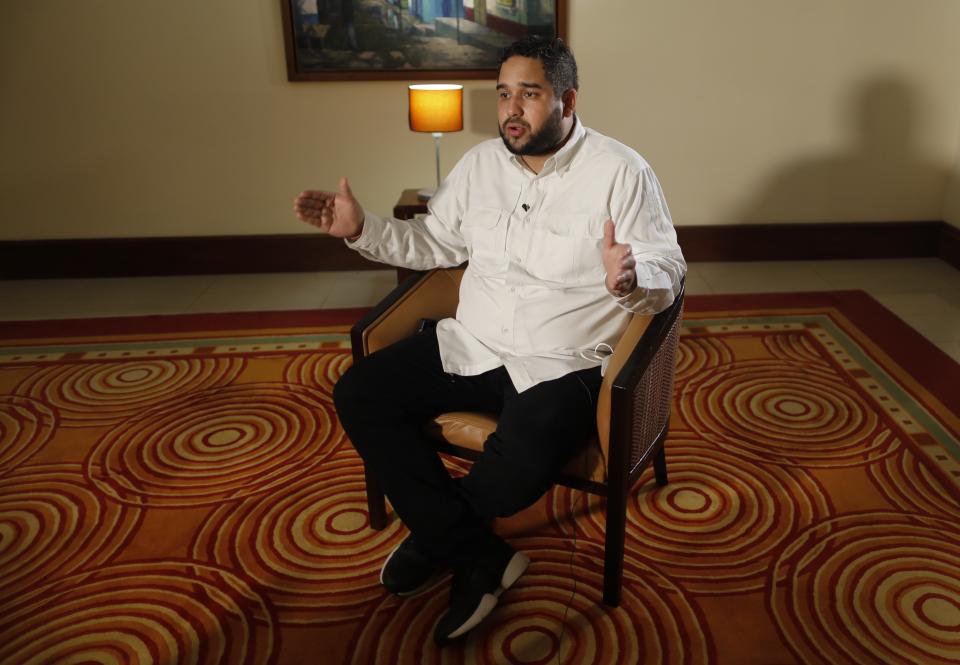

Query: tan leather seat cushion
left=427, top=411, right=606, bottom=484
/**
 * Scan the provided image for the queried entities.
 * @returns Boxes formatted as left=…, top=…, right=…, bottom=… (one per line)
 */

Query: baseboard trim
left=939, top=222, right=960, bottom=270
left=1, top=221, right=956, bottom=279
left=677, top=221, right=945, bottom=262
left=0, top=234, right=372, bottom=279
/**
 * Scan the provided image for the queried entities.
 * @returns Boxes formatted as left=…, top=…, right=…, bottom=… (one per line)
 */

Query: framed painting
left=281, top=0, right=568, bottom=81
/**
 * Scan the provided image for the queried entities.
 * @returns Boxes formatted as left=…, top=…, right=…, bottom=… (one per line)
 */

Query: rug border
left=0, top=308, right=369, bottom=339
left=683, top=290, right=960, bottom=418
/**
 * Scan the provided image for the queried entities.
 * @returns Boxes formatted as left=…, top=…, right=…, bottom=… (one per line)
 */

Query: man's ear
left=561, top=89, right=578, bottom=118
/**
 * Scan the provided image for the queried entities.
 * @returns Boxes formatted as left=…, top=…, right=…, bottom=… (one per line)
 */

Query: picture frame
left=281, top=0, right=568, bottom=81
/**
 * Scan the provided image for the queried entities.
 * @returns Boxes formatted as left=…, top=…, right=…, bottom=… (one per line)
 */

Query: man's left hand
left=602, top=219, right=637, bottom=297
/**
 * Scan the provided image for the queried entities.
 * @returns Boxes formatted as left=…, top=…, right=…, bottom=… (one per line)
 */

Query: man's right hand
left=294, top=176, right=365, bottom=239
left=602, top=219, right=637, bottom=297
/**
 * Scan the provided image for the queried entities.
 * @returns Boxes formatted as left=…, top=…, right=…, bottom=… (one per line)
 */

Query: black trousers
left=333, top=328, right=602, bottom=560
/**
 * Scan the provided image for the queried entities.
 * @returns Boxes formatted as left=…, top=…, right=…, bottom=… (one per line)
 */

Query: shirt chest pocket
left=526, top=213, right=605, bottom=284
left=462, top=207, right=509, bottom=275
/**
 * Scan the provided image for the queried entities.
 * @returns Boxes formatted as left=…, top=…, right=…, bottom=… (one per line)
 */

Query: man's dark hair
left=498, top=36, right=579, bottom=95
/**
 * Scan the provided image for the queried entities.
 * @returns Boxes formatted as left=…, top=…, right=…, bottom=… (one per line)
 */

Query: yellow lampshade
left=408, top=84, right=464, bottom=133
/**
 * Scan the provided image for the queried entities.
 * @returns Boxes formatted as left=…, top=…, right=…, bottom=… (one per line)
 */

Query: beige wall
left=2, top=0, right=959, bottom=240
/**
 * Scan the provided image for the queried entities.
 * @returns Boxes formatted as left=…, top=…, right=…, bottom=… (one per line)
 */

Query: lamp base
left=416, top=187, right=436, bottom=200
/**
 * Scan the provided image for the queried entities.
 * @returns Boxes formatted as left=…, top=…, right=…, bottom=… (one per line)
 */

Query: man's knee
left=332, top=361, right=373, bottom=427
left=333, top=351, right=422, bottom=432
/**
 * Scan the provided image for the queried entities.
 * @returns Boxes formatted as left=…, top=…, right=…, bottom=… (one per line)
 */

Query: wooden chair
left=349, top=268, right=684, bottom=606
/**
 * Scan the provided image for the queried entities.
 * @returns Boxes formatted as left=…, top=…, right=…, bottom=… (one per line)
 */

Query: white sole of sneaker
left=446, top=551, right=530, bottom=640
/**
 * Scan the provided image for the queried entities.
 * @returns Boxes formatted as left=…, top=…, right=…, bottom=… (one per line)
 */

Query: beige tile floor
left=1, top=259, right=958, bottom=362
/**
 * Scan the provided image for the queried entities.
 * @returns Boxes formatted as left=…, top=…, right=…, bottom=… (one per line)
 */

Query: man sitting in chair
left=294, top=36, right=686, bottom=645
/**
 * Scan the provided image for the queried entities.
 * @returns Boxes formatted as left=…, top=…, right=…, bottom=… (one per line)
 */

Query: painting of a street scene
left=284, top=0, right=562, bottom=79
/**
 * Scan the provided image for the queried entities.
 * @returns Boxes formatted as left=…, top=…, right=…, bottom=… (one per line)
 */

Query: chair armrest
left=350, top=268, right=465, bottom=362
left=596, top=313, right=653, bottom=454
left=601, top=279, right=686, bottom=474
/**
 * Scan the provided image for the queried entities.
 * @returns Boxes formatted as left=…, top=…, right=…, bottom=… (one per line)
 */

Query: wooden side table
left=393, top=188, right=428, bottom=221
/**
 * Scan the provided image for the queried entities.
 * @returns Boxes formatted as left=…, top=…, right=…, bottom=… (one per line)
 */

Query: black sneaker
left=380, top=533, right=445, bottom=596
left=433, top=540, right=529, bottom=645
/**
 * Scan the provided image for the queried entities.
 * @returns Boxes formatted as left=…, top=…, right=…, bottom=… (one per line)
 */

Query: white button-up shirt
left=350, top=119, right=686, bottom=392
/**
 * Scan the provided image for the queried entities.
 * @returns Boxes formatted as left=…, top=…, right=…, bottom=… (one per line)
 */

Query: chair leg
left=364, top=463, right=388, bottom=530
left=603, top=494, right=626, bottom=607
left=653, top=445, right=668, bottom=487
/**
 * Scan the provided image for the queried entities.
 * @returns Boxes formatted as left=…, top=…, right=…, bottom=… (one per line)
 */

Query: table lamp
left=408, top=83, right=463, bottom=200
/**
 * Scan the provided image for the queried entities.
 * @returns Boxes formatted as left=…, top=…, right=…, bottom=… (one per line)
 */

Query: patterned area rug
left=0, top=293, right=958, bottom=665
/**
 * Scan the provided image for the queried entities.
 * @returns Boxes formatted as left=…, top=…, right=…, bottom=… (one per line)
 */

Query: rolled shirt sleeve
left=347, top=156, right=472, bottom=270
left=608, top=165, right=686, bottom=314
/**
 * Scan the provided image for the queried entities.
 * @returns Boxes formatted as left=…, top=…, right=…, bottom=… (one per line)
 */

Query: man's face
left=497, top=56, right=570, bottom=156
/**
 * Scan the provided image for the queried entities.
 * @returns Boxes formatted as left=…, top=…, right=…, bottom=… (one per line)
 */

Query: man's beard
left=499, top=106, right=566, bottom=156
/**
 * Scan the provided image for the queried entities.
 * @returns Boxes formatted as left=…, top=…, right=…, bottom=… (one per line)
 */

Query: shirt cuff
left=610, top=260, right=680, bottom=312
left=344, top=210, right=382, bottom=250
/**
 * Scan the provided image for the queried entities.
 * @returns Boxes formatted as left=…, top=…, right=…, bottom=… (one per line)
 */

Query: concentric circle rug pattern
left=0, top=293, right=957, bottom=665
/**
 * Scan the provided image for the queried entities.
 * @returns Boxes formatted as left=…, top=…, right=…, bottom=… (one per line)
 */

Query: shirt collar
left=504, top=116, right=586, bottom=176
left=550, top=116, right=586, bottom=175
